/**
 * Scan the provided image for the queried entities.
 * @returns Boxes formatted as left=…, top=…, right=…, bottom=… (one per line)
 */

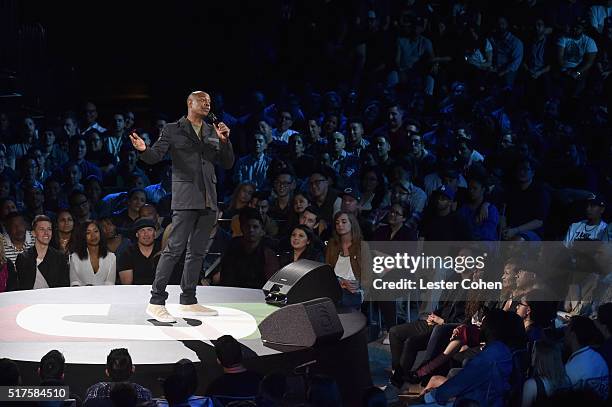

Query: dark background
left=1, top=0, right=289, bottom=121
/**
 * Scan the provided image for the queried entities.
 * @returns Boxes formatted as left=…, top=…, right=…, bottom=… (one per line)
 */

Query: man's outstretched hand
left=129, top=132, right=146, bottom=152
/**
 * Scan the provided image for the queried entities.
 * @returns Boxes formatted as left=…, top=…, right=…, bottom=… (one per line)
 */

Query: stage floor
left=0, top=285, right=365, bottom=363
left=0, top=285, right=371, bottom=404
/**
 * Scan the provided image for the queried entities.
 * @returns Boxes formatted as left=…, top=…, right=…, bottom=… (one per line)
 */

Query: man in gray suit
left=130, top=91, right=234, bottom=322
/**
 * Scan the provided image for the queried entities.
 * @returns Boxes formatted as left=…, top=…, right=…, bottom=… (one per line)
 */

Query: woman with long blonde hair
left=325, top=211, right=372, bottom=308
left=0, top=234, right=18, bottom=292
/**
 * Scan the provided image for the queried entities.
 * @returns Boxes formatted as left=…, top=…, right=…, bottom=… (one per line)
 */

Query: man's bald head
left=187, top=91, right=211, bottom=118
left=187, top=91, right=210, bottom=105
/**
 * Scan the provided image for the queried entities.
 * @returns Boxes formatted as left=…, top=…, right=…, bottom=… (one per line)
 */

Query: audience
left=1, top=2, right=612, bottom=405
left=38, top=349, right=83, bottom=406
left=117, top=218, right=160, bottom=285
left=99, top=215, right=131, bottom=255
left=216, top=208, right=279, bottom=289
left=113, top=188, right=147, bottom=235
left=69, top=191, right=93, bottom=224
left=564, top=194, right=608, bottom=247
left=0, top=197, right=18, bottom=234
left=564, top=316, right=609, bottom=400
left=372, top=202, right=417, bottom=241
left=418, top=310, right=526, bottom=407
left=279, top=225, right=323, bottom=268
left=325, top=211, right=372, bottom=308
left=83, top=348, right=151, bottom=405
left=233, top=133, right=272, bottom=190
left=157, top=359, right=210, bottom=407
left=0, top=234, right=17, bottom=292
left=308, top=169, right=341, bottom=226
left=205, top=335, right=263, bottom=401
left=521, top=340, right=570, bottom=407
left=69, top=220, right=116, bottom=286
left=50, top=208, right=75, bottom=254
left=231, top=190, right=278, bottom=238
left=224, top=183, right=255, bottom=219
left=15, top=215, right=69, bottom=290
left=3, top=212, right=34, bottom=264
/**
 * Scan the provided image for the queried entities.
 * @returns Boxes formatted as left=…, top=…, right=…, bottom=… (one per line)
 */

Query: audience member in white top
left=557, top=20, right=598, bottom=73
left=563, top=195, right=607, bottom=247
left=588, top=2, right=612, bottom=34
left=69, top=220, right=116, bottom=286
left=563, top=316, right=609, bottom=400
left=272, top=110, right=298, bottom=143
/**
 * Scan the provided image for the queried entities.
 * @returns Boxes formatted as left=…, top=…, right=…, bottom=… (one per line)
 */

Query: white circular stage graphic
left=16, top=303, right=258, bottom=341
left=0, top=285, right=279, bottom=364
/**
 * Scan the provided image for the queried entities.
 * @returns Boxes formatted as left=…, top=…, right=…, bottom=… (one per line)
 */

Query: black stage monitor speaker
left=262, top=259, right=342, bottom=306
left=259, top=297, right=344, bottom=348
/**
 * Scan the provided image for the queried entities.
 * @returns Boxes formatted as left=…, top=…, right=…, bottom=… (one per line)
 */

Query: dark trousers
left=389, top=320, right=434, bottom=376
left=150, top=209, right=217, bottom=305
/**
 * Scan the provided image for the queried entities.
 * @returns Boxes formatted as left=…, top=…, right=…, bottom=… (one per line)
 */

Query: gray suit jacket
left=139, top=116, right=234, bottom=210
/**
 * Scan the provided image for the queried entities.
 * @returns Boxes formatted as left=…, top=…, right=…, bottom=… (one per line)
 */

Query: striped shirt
left=2, top=231, right=34, bottom=264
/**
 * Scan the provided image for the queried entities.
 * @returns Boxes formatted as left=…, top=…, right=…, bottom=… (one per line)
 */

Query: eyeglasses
left=517, top=302, right=529, bottom=308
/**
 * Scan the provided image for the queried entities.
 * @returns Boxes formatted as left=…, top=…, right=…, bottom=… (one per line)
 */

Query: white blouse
left=334, top=254, right=356, bottom=281
left=69, top=250, right=116, bottom=286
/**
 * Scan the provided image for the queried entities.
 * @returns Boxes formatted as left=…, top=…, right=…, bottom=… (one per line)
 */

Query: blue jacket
left=430, top=341, right=512, bottom=407
left=457, top=203, right=500, bottom=241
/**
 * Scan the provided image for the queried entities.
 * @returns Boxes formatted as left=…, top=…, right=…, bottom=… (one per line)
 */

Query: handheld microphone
left=206, top=112, right=220, bottom=125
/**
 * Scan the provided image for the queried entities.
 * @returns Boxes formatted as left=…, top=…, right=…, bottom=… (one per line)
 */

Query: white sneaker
left=179, top=304, right=218, bottom=316
left=146, top=304, right=177, bottom=323
left=382, top=332, right=390, bottom=345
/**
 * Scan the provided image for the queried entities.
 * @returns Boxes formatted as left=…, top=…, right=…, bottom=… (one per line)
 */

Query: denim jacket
left=428, top=341, right=512, bottom=407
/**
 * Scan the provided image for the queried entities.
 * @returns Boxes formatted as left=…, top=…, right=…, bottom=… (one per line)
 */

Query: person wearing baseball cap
left=393, top=179, right=427, bottom=213
left=563, top=193, right=607, bottom=247
left=340, top=186, right=377, bottom=240
left=340, top=187, right=362, bottom=214
left=437, top=184, right=456, bottom=201
left=117, top=217, right=161, bottom=285
left=420, top=185, right=474, bottom=241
